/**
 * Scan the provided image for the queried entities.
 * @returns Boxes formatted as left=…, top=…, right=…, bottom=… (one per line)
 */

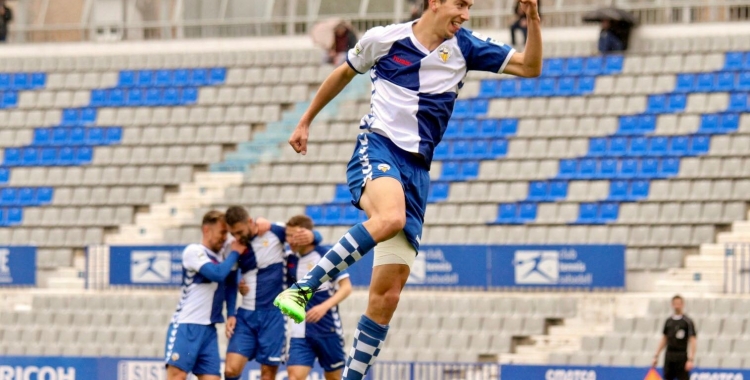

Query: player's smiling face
left=436, top=0, right=472, bottom=39
left=205, top=221, right=228, bottom=252
left=229, top=219, right=255, bottom=246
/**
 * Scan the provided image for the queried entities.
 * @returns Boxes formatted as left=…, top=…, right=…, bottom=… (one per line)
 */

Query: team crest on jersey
left=263, top=239, right=269, bottom=247
left=378, top=164, right=391, bottom=172
left=171, top=353, right=180, bottom=361
left=438, top=46, right=451, bottom=63
left=354, top=42, right=363, bottom=55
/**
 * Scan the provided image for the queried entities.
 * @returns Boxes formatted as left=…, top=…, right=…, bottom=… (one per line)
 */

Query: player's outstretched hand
left=287, top=228, right=315, bottom=247
left=289, top=124, right=310, bottom=155
left=239, top=279, right=250, bottom=296
left=306, top=304, right=328, bottom=323
left=231, top=239, right=247, bottom=254
left=519, top=0, right=540, bottom=19
left=225, top=316, right=236, bottom=339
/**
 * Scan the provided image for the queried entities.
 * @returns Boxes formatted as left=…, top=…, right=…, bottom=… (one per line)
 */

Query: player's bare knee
left=368, top=213, right=405, bottom=241
left=224, top=367, right=242, bottom=378
left=371, top=287, right=401, bottom=312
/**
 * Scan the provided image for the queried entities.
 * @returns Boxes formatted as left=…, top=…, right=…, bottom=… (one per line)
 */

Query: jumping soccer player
left=223, top=206, right=322, bottom=380
left=274, top=0, right=542, bottom=378
left=284, top=215, right=353, bottom=380
left=165, top=210, right=246, bottom=380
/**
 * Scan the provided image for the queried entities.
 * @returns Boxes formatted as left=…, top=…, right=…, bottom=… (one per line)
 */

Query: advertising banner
left=500, top=365, right=749, bottom=380
left=109, top=245, right=186, bottom=286
left=0, top=246, right=36, bottom=286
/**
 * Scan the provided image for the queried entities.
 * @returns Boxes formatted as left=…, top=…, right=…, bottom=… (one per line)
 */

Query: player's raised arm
left=503, top=0, right=542, bottom=78
left=193, top=239, right=245, bottom=282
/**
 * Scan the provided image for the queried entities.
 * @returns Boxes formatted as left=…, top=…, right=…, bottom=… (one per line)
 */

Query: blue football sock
left=342, top=315, right=389, bottom=380
left=296, top=223, right=375, bottom=290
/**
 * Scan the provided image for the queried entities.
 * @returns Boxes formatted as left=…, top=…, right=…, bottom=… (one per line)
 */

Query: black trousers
left=663, top=355, right=689, bottom=380
left=510, top=19, right=527, bottom=46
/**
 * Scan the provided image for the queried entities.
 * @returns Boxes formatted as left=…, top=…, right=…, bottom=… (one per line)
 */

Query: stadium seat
left=588, top=137, right=607, bottom=156
left=118, top=71, right=136, bottom=87
left=675, top=74, right=695, bottom=92
left=609, top=137, right=628, bottom=156
left=583, top=56, right=603, bottom=76
left=498, top=79, right=518, bottom=97
left=603, top=55, right=624, bottom=74
left=490, top=139, right=508, bottom=157
left=564, top=57, right=584, bottom=76
left=659, top=158, right=681, bottom=177
left=479, top=119, right=500, bottom=137
left=461, top=120, right=480, bottom=137
left=500, top=119, right=518, bottom=135
left=518, top=78, right=538, bottom=97
left=728, top=93, right=748, bottom=112
left=649, top=136, right=668, bottom=156
left=689, top=135, right=711, bottom=155
left=599, top=158, right=617, bottom=178
left=628, top=137, right=648, bottom=156
left=543, top=58, right=564, bottom=76
left=428, top=182, right=449, bottom=202
left=725, top=52, right=744, bottom=70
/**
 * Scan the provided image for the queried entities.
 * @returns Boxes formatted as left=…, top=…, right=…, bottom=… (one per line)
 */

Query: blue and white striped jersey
left=172, top=242, right=233, bottom=325
left=238, top=224, right=289, bottom=311
left=347, top=21, right=515, bottom=168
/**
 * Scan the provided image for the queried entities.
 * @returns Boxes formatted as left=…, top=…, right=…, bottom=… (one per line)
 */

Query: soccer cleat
left=274, top=285, right=314, bottom=323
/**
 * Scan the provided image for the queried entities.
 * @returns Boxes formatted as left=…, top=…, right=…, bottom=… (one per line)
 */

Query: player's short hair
left=202, top=210, right=225, bottom=226
left=287, top=214, right=314, bottom=231
left=672, top=295, right=684, bottom=302
left=423, top=0, right=446, bottom=9
left=225, top=206, right=249, bottom=227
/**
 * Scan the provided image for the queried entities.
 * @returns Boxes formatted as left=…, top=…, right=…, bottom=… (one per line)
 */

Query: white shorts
left=373, top=230, right=417, bottom=268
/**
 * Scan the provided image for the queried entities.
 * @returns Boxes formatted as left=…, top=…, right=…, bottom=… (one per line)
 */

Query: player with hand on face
left=223, top=206, right=323, bottom=380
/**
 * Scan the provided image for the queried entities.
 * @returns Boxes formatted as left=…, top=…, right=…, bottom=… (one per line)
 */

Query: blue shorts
left=164, top=323, right=220, bottom=376
left=287, top=336, right=346, bottom=373
left=227, top=308, right=286, bottom=366
left=346, top=132, right=430, bottom=250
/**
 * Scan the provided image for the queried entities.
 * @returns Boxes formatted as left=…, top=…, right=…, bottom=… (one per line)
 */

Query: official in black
left=652, top=295, right=697, bottom=380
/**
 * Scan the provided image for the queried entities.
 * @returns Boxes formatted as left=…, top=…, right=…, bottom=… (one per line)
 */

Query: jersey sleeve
left=687, top=318, right=697, bottom=337
left=662, top=319, right=669, bottom=335
left=333, top=269, right=350, bottom=284
left=347, top=26, right=390, bottom=74
left=270, top=223, right=286, bottom=242
left=183, top=245, right=212, bottom=272
left=458, top=29, right=515, bottom=74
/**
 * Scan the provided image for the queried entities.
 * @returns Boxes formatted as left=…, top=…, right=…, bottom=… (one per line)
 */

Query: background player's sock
left=296, top=223, right=375, bottom=290
left=342, top=315, right=389, bottom=380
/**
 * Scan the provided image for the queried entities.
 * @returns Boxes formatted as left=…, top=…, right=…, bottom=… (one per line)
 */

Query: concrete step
left=653, top=280, right=724, bottom=293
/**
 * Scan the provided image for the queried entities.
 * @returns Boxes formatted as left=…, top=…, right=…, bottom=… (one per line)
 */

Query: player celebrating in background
left=274, top=0, right=542, bottom=378
left=284, top=215, right=353, bottom=380
left=222, top=206, right=323, bottom=380
left=165, top=210, right=246, bottom=380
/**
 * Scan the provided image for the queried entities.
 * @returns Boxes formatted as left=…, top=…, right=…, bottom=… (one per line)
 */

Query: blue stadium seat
left=37, top=188, right=53, bottom=204
left=441, top=161, right=460, bottom=180
left=0, top=168, right=9, bottom=184
left=182, top=88, right=198, bottom=104
left=660, top=158, right=680, bottom=177
left=323, top=205, right=342, bottom=225
left=173, top=69, right=190, bottom=86
left=608, top=180, right=628, bottom=200
left=558, top=159, right=577, bottom=178
left=6, top=208, right=22, bottom=225
left=628, top=137, right=648, bottom=156
left=452, top=100, right=470, bottom=118
left=528, top=181, right=548, bottom=201
left=76, top=147, right=93, bottom=164
left=490, top=139, right=508, bottom=157
left=31, top=73, right=46, bottom=88
left=500, top=119, right=518, bottom=135
left=675, top=74, right=695, bottom=93
left=163, top=88, right=180, bottom=106
left=433, top=142, right=449, bottom=160
left=618, top=116, right=639, bottom=135
left=80, top=108, right=96, bottom=125
left=445, top=119, right=461, bottom=139
left=583, top=56, right=603, bottom=76
left=108, top=89, right=125, bottom=107
left=669, top=136, right=689, bottom=156
left=451, top=140, right=470, bottom=159
left=739, top=72, right=750, bottom=91
left=333, top=184, right=352, bottom=203
left=470, top=140, right=491, bottom=159
left=306, top=205, right=323, bottom=223
left=544, top=58, right=564, bottom=77
left=538, top=78, right=556, bottom=96
left=557, top=77, right=576, bottom=96
left=695, top=73, right=715, bottom=92
left=86, top=127, right=104, bottom=145
left=631, top=180, right=649, bottom=199
left=599, top=202, right=619, bottom=223
left=577, top=203, right=598, bottom=223
left=578, top=77, right=596, bottom=94
left=145, top=88, right=162, bottom=106
left=518, top=203, right=537, bottom=222
left=716, top=72, right=736, bottom=92
left=0, top=74, right=8, bottom=90
left=61, top=109, right=79, bottom=127
left=155, top=70, right=173, bottom=87
left=479, top=119, right=499, bottom=137
left=729, top=93, right=749, bottom=112
left=428, top=182, right=449, bottom=202
left=549, top=181, right=568, bottom=200
left=118, top=71, right=136, bottom=87
left=603, top=55, right=624, bottom=74
left=342, top=205, right=359, bottom=224
left=599, top=158, right=617, bottom=179
left=649, top=136, right=668, bottom=156
left=2, top=91, right=18, bottom=108
left=721, top=113, right=740, bottom=132
left=137, top=70, right=154, bottom=87
left=618, top=159, right=638, bottom=178
left=126, top=88, right=144, bottom=106
left=4, top=148, right=19, bottom=166
left=52, top=127, right=70, bottom=145
left=667, top=94, right=687, bottom=113
left=21, top=147, right=38, bottom=166
left=639, top=158, right=659, bottom=178
left=725, top=52, right=744, bottom=70
left=496, top=204, right=518, bottom=224
left=700, top=114, right=720, bottom=133
left=638, top=115, right=656, bottom=133
left=91, top=89, right=106, bottom=107
left=190, top=69, right=209, bottom=86
left=470, top=99, right=489, bottom=116
left=460, top=161, right=480, bottom=179
left=70, top=127, right=85, bottom=145
left=40, top=148, right=57, bottom=166
left=106, top=127, right=123, bottom=144
left=588, top=137, right=607, bottom=156
left=479, top=80, right=498, bottom=98
left=578, top=158, right=597, bottom=179
left=564, top=57, right=584, bottom=76
left=12, top=73, right=30, bottom=90
left=498, top=79, right=518, bottom=98
left=744, top=52, right=750, bottom=70
left=647, top=95, right=667, bottom=114
left=0, top=188, right=16, bottom=205
left=689, top=135, right=710, bottom=155
left=58, top=147, right=74, bottom=165
left=609, top=137, right=628, bottom=156
left=33, top=128, right=51, bottom=145
left=518, top=78, right=538, bottom=97
left=18, top=188, right=35, bottom=206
